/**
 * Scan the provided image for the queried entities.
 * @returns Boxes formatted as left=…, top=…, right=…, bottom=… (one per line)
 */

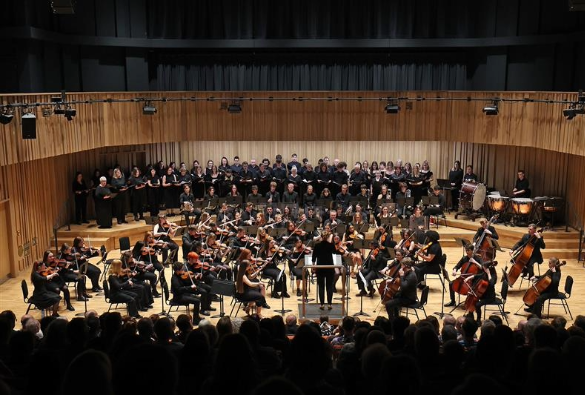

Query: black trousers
left=357, top=269, right=379, bottom=291
left=74, top=195, right=87, bottom=223
left=112, top=290, right=140, bottom=317
left=385, top=297, right=416, bottom=320
left=135, top=271, right=159, bottom=295
left=263, top=267, right=288, bottom=294
left=161, top=241, right=180, bottom=264
left=475, top=296, right=496, bottom=322
left=177, top=294, right=201, bottom=318
left=317, top=269, right=335, bottom=305
left=530, top=291, right=557, bottom=317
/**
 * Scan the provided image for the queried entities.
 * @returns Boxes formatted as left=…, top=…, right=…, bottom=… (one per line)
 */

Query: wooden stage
left=1, top=213, right=582, bottom=329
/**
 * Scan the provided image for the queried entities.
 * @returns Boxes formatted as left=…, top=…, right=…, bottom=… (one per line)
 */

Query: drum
left=511, top=198, right=534, bottom=215
left=543, top=197, right=563, bottom=212
left=487, top=195, right=509, bottom=212
left=460, top=182, right=486, bottom=211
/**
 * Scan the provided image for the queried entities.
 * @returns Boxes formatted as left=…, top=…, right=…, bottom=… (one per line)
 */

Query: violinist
left=58, top=243, right=92, bottom=301
left=375, top=224, right=396, bottom=250
left=30, top=261, right=62, bottom=317
left=444, top=245, right=483, bottom=307
left=464, top=261, right=497, bottom=323
left=182, top=225, right=200, bottom=260
left=108, top=259, right=145, bottom=318
left=523, top=257, right=562, bottom=318
left=184, top=252, right=214, bottom=313
left=72, top=236, right=102, bottom=287
left=153, top=214, right=180, bottom=264
left=217, top=202, right=232, bottom=225
left=261, top=239, right=290, bottom=299
left=510, top=224, right=545, bottom=279
left=121, top=251, right=155, bottom=307
left=381, top=249, right=405, bottom=276
left=41, top=251, right=75, bottom=311
left=289, top=237, right=312, bottom=296
left=356, top=241, right=386, bottom=298
left=384, top=258, right=418, bottom=320
left=169, top=262, right=203, bottom=324
left=395, top=229, right=415, bottom=258
left=473, top=218, right=499, bottom=258
left=131, top=241, right=161, bottom=297
left=414, top=230, right=443, bottom=289
left=236, top=259, right=269, bottom=317
left=205, top=233, right=232, bottom=279
left=138, top=234, right=164, bottom=271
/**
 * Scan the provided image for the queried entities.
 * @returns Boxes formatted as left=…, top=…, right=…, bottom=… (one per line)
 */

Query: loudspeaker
left=21, top=114, right=36, bottom=139
left=51, top=0, right=76, bottom=14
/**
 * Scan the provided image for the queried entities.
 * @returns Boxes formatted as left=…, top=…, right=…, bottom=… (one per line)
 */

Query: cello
left=506, top=228, right=544, bottom=287
left=463, top=261, right=497, bottom=314
left=378, top=262, right=401, bottom=303
left=451, top=255, right=482, bottom=296
left=522, top=260, right=566, bottom=306
left=474, top=214, right=498, bottom=261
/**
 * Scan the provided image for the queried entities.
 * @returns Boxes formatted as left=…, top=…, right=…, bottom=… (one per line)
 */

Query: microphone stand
left=75, top=261, right=89, bottom=317
left=353, top=270, right=370, bottom=317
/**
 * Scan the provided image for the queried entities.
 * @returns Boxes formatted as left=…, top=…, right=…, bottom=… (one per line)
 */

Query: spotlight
left=22, top=112, right=36, bottom=139
left=64, top=107, right=76, bottom=121
left=0, top=108, right=14, bottom=125
left=384, top=102, right=400, bottom=114
left=42, top=106, right=53, bottom=117
left=227, top=102, right=242, bottom=114
left=483, top=101, right=499, bottom=116
left=143, top=103, right=157, bottom=115
left=563, top=106, right=584, bottom=120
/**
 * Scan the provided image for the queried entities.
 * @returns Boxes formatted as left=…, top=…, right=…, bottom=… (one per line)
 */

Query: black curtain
left=155, top=53, right=468, bottom=91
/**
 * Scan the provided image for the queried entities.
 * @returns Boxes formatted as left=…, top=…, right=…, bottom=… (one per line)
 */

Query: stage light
left=22, top=112, right=36, bottom=139
left=143, top=102, right=157, bottom=115
left=41, top=106, right=53, bottom=117
left=228, top=102, right=242, bottom=114
left=384, top=102, right=400, bottom=114
left=64, top=107, right=76, bottom=121
left=563, top=106, right=584, bottom=120
left=483, top=101, right=499, bottom=115
left=0, top=108, right=14, bottom=124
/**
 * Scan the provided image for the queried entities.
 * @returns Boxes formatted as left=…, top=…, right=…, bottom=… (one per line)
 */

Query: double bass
left=474, top=214, right=498, bottom=261
left=522, top=260, right=566, bottom=306
left=506, top=228, right=544, bottom=287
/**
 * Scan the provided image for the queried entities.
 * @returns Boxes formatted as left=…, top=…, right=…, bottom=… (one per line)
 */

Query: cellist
left=463, top=261, right=497, bottom=323
left=509, top=224, right=545, bottom=279
left=444, top=244, right=482, bottom=307
left=473, top=218, right=499, bottom=259
left=384, top=258, right=417, bottom=320
left=524, top=257, right=562, bottom=318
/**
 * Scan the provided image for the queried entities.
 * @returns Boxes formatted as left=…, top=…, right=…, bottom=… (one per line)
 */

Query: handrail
left=53, top=198, right=71, bottom=254
left=564, top=200, right=584, bottom=263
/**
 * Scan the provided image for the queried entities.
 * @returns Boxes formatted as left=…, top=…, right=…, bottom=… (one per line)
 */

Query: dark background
left=1, top=0, right=584, bottom=93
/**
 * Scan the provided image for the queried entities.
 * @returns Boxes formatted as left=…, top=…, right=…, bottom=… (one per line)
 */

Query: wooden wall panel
left=1, top=91, right=585, bottom=167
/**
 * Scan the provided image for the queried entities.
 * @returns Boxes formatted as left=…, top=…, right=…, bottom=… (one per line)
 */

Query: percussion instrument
left=543, top=197, right=563, bottom=213
left=460, top=182, right=486, bottom=211
left=511, top=198, right=534, bottom=215
left=487, top=195, right=509, bottom=212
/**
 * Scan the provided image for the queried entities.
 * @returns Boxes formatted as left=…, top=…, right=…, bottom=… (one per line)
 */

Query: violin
left=40, top=268, right=58, bottom=277
left=335, top=242, right=348, bottom=255
left=191, top=260, right=215, bottom=272
left=523, top=261, right=566, bottom=306
left=141, top=246, right=157, bottom=256
left=415, top=242, right=433, bottom=258
left=181, top=271, right=197, bottom=280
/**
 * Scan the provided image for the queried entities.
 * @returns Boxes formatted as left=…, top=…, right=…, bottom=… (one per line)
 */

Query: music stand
left=300, top=222, right=315, bottom=232
left=331, top=224, right=346, bottom=236
left=354, top=271, right=370, bottom=317
left=273, top=266, right=291, bottom=315
left=225, top=196, right=242, bottom=206
left=210, top=279, right=235, bottom=318
left=421, top=196, right=430, bottom=206
left=399, top=218, right=409, bottom=228
left=158, top=270, right=170, bottom=316
left=316, top=199, right=333, bottom=210
left=75, top=262, right=89, bottom=317
left=454, top=237, right=471, bottom=255
left=268, top=228, right=287, bottom=238
left=192, top=200, right=206, bottom=210
left=405, top=197, right=415, bottom=207
left=164, top=249, right=177, bottom=267
left=145, top=216, right=158, bottom=225
left=390, top=217, right=399, bottom=227
left=355, top=223, right=369, bottom=234
left=385, top=248, right=396, bottom=259
left=430, top=196, right=439, bottom=206
left=243, top=225, right=258, bottom=235
left=352, top=239, right=367, bottom=250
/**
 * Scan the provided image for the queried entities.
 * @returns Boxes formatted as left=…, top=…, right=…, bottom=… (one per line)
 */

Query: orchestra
left=22, top=154, right=567, bottom=323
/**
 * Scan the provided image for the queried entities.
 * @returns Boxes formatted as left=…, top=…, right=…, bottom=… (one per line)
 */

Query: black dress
left=94, top=185, right=113, bottom=228
left=147, top=175, right=162, bottom=216
left=31, top=271, right=61, bottom=307
left=129, top=175, right=147, bottom=219
left=72, top=179, right=89, bottom=223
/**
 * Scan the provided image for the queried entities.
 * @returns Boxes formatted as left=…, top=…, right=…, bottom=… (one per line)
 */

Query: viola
left=523, top=261, right=566, bottom=306
left=181, top=271, right=197, bottom=280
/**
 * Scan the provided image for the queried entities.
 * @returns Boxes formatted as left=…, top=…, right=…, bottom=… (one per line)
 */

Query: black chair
left=401, top=286, right=430, bottom=320
left=21, top=280, right=54, bottom=315
left=546, top=275, right=573, bottom=320
left=482, top=280, right=509, bottom=325
left=119, top=237, right=131, bottom=252
left=103, top=280, right=126, bottom=314
left=162, top=282, right=190, bottom=316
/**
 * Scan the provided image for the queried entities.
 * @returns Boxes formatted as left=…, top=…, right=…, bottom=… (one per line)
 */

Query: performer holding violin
left=356, top=241, right=387, bottom=298
left=523, top=257, right=564, bottom=318
left=462, top=261, right=497, bottom=323
left=30, top=260, right=62, bottom=317
left=121, top=252, right=155, bottom=307
left=184, top=252, right=214, bottom=314
left=72, top=237, right=102, bottom=292
left=289, top=237, right=312, bottom=296
left=384, top=258, right=418, bottom=320
left=59, top=243, right=94, bottom=301
left=153, top=214, right=180, bottom=264
left=235, top=259, right=269, bottom=317
left=130, top=243, right=161, bottom=297
left=395, top=229, right=415, bottom=258
left=107, top=259, right=145, bottom=318
left=509, top=224, right=545, bottom=280
left=414, top=230, right=443, bottom=289
left=261, top=239, right=291, bottom=299
left=42, top=250, right=76, bottom=311
left=444, top=244, right=483, bottom=307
